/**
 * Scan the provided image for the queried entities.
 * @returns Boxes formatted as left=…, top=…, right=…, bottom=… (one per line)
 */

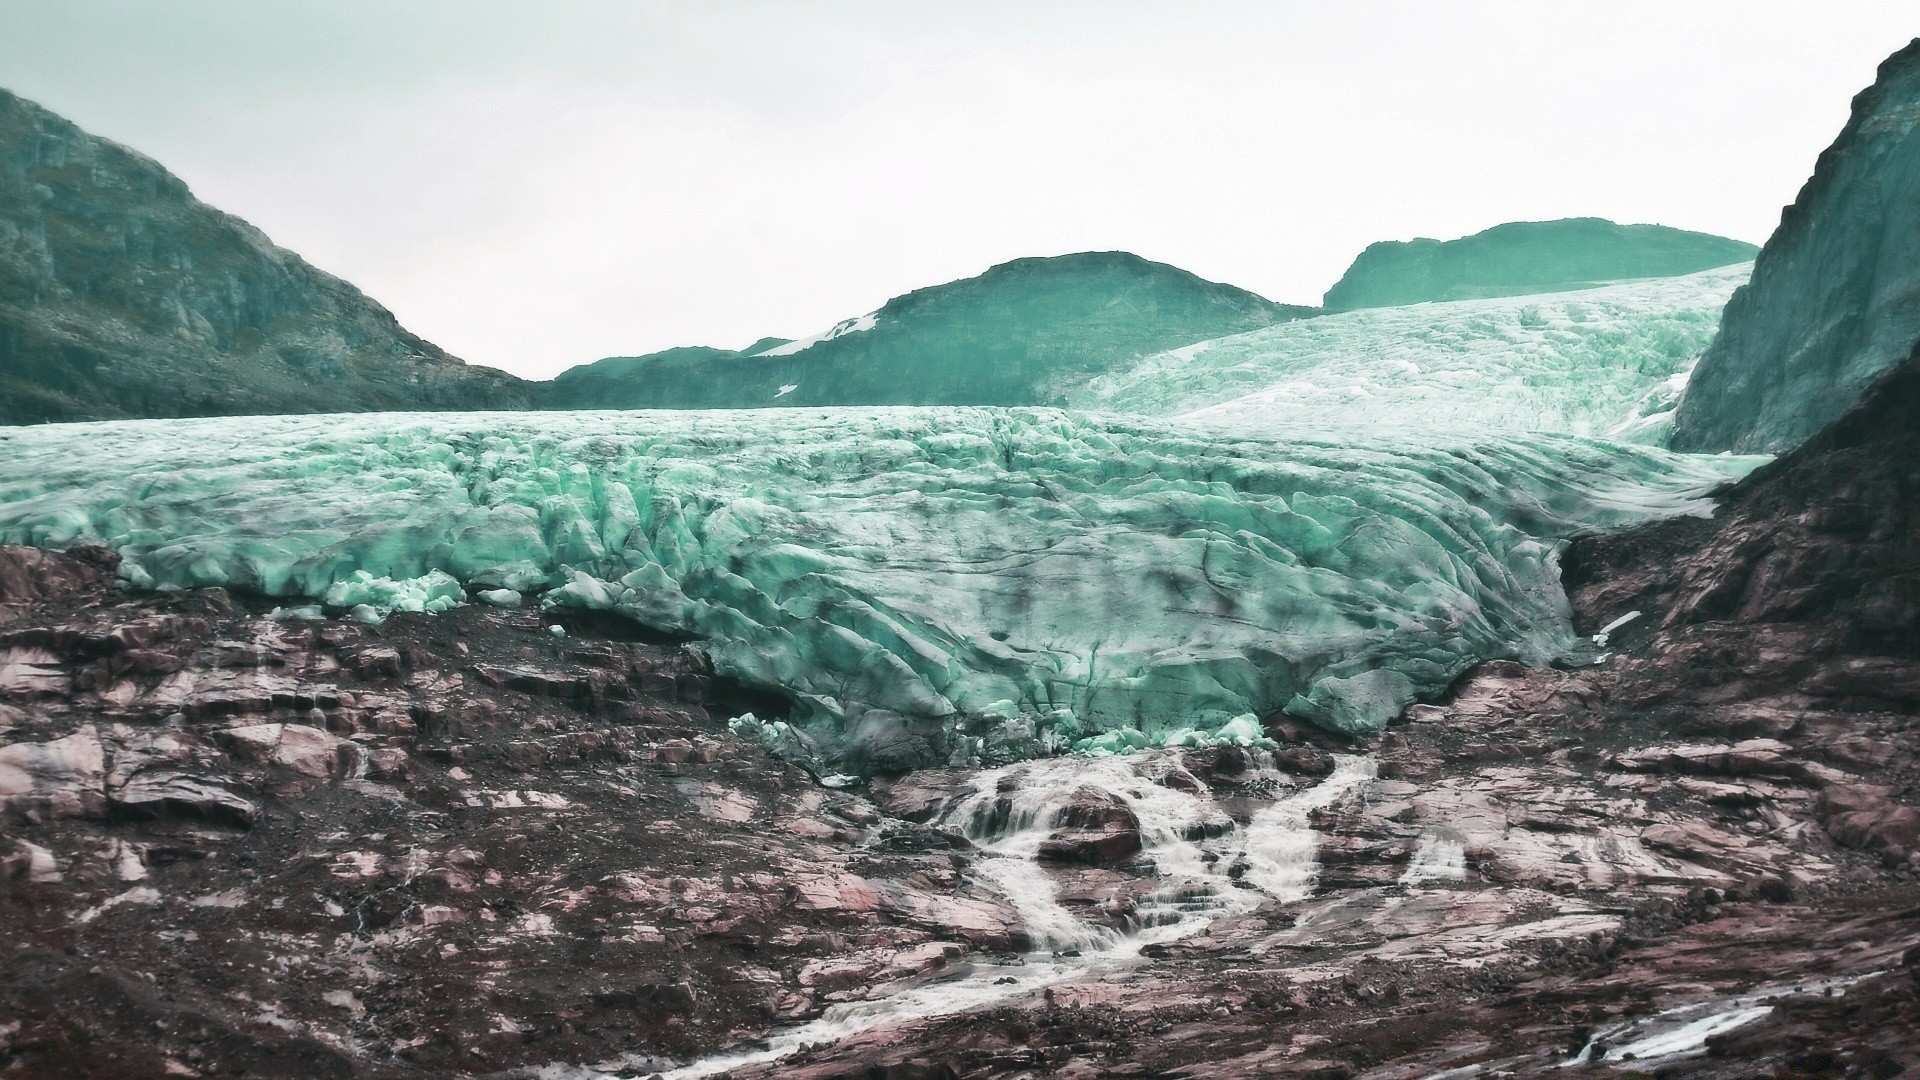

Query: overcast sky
left=2, top=2, right=1914, bottom=379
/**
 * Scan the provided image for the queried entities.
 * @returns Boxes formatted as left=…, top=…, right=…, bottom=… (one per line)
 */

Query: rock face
left=538, top=252, right=1318, bottom=409
left=1670, top=39, right=1920, bottom=454
left=1321, top=217, right=1756, bottom=310
left=0, top=88, right=530, bottom=424
left=0, top=544, right=1023, bottom=1076
left=1615, top=343, right=1920, bottom=650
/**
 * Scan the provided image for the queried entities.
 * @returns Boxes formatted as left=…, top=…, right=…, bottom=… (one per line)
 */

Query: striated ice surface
left=1070, top=264, right=1749, bottom=442
left=0, top=408, right=1758, bottom=769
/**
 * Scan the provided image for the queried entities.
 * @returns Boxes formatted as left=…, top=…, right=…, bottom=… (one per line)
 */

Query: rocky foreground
left=4, top=357, right=1920, bottom=1078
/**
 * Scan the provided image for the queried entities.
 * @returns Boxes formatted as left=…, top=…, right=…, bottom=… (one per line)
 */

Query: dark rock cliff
left=1670, top=39, right=1920, bottom=454
left=538, top=252, right=1319, bottom=410
left=0, top=89, right=530, bottom=425
left=1321, top=217, right=1757, bottom=311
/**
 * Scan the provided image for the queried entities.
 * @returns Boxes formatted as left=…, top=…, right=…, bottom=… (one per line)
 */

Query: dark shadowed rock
left=0, top=543, right=111, bottom=606
left=1036, top=787, right=1143, bottom=865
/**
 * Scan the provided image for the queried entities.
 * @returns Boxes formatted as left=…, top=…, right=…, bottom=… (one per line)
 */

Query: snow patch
left=757, top=312, right=879, bottom=356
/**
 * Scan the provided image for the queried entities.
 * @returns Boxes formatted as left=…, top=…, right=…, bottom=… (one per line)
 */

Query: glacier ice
left=0, top=408, right=1758, bottom=770
left=322, top=569, right=465, bottom=616
left=1070, top=264, right=1749, bottom=442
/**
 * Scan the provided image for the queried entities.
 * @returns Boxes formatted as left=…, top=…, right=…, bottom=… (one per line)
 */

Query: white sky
left=2, top=2, right=1914, bottom=379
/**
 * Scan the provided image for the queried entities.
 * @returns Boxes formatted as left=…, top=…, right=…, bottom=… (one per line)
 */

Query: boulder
left=0, top=545, right=110, bottom=607
left=110, top=770, right=257, bottom=828
left=0, top=838, right=62, bottom=883
left=1037, top=788, right=1143, bottom=865
left=1821, top=784, right=1920, bottom=858
left=217, top=724, right=366, bottom=779
left=0, top=726, right=105, bottom=820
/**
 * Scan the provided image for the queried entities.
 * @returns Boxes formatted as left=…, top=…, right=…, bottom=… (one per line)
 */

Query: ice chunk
left=269, top=605, right=323, bottom=621
left=1591, top=609, right=1641, bottom=648
left=1074, top=727, right=1150, bottom=756
left=1159, top=714, right=1273, bottom=750
left=322, top=570, right=465, bottom=617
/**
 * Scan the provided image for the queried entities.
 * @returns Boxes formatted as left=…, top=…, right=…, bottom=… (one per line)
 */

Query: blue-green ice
left=0, top=405, right=1756, bottom=771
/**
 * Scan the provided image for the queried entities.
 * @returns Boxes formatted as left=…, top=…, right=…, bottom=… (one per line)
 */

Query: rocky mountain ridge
left=539, top=252, right=1320, bottom=410
left=1671, top=37, right=1920, bottom=454
left=0, top=89, right=531, bottom=425
left=1321, top=217, right=1757, bottom=311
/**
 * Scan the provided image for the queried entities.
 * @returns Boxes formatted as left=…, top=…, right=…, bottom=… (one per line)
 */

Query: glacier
left=1070, top=263, right=1750, bottom=443
left=0, top=408, right=1758, bottom=771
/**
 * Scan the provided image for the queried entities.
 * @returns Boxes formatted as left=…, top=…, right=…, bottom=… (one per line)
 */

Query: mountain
left=1321, top=217, right=1758, bottom=311
left=538, top=340, right=789, bottom=407
left=0, top=89, right=529, bottom=425
left=1073, top=262, right=1748, bottom=443
left=539, top=252, right=1319, bottom=409
left=1670, top=39, right=1920, bottom=455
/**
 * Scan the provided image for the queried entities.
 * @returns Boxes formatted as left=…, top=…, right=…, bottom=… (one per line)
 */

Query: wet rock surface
left=0, top=546, right=1023, bottom=1077
left=696, top=353, right=1920, bottom=1077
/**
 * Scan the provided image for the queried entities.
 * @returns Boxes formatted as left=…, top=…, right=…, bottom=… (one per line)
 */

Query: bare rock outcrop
left=0, top=89, right=529, bottom=424
left=1671, top=38, right=1920, bottom=453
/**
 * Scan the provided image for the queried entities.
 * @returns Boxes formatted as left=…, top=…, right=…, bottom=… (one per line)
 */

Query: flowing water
left=1560, top=971, right=1878, bottom=1068
left=651, top=751, right=1376, bottom=1079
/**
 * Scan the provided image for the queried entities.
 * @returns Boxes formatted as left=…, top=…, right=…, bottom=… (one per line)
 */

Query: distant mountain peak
left=542, top=252, right=1318, bottom=409
left=1322, top=217, right=1758, bottom=311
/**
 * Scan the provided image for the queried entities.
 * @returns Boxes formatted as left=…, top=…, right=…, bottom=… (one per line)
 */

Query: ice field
left=0, top=407, right=1758, bottom=770
left=1072, top=264, right=1750, bottom=443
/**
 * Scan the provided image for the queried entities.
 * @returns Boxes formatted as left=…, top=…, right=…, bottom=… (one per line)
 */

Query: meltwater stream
left=652, top=752, right=1376, bottom=1079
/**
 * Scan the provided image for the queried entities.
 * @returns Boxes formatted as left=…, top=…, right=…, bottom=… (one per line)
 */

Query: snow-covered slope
left=1071, top=264, right=1749, bottom=443
left=0, top=409, right=1757, bottom=770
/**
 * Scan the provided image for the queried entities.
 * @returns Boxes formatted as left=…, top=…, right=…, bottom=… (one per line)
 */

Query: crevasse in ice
left=0, top=408, right=1758, bottom=770
left=1071, top=263, right=1749, bottom=443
